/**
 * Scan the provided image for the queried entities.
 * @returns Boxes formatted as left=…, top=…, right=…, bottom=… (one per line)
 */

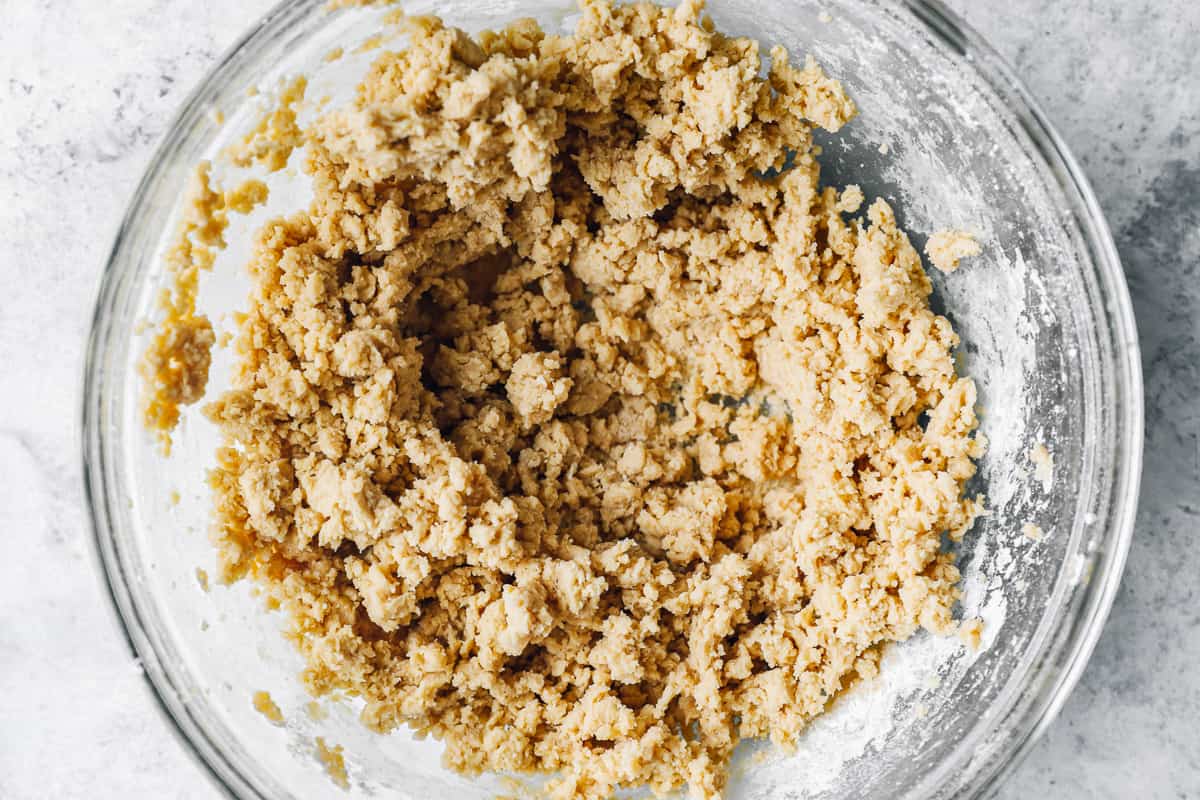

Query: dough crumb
left=138, top=162, right=221, bottom=453
left=223, top=179, right=269, bottom=214
left=326, top=0, right=398, bottom=9
left=305, top=700, right=327, bottom=721
left=139, top=167, right=268, bottom=453
left=1022, top=521, right=1045, bottom=542
left=925, top=229, right=981, bottom=273
left=315, top=737, right=349, bottom=789
left=253, top=690, right=284, bottom=725
left=1029, top=443, right=1053, bottom=492
left=195, top=567, right=209, bottom=591
left=354, top=34, right=386, bottom=53
left=225, top=75, right=307, bottom=173
left=506, top=352, right=572, bottom=426
left=958, top=618, right=984, bottom=651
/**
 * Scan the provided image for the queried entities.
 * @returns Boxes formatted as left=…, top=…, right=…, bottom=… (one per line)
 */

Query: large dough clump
left=202, top=1, right=983, bottom=797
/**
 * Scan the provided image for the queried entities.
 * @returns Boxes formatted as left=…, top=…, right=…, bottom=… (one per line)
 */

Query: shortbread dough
left=140, top=166, right=268, bottom=452
left=925, top=229, right=980, bottom=273
left=155, top=1, right=986, bottom=796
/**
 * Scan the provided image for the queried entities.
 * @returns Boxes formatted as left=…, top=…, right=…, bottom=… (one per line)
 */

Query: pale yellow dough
left=925, top=229, right=980, bottom=273
left=1029, top=443, right=1054, bottom=492
left=150, top=1, right=987, bottom=797
left=315, top=737, right=350, bottom=788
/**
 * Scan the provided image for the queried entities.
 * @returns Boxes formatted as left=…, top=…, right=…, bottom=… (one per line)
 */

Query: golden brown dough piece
left=140, top=165, right=268, bottom=452
left=170, top=1, right=985, bottom=796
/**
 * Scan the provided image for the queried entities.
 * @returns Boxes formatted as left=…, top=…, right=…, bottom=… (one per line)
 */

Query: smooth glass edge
left=903, top=1, right=1144, bottom=798
left=80, top=0, right=1145, bottom=798
left=80, top=0, right=324, bottom=798
left=81, top=253, right=248, bottom=799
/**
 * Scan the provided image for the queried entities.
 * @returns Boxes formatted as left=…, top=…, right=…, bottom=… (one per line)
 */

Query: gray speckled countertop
left=0, top=1, right=1196, bottom=797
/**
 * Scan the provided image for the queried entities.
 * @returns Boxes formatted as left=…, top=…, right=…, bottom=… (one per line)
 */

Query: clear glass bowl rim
left=80, top=0, right=1144, bottom=797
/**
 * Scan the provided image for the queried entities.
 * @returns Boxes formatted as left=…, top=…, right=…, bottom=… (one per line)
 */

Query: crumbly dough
left=958, top=618, right=983, bottom=651
left=153, top=1, right=985, bottom=797
left=139, top=163, right=222, bottom=452
left=1022, top=521, right=1045, bottom=542
left=1029, top=443, right=1053, bottom=492
left=253, top=690, right=285, bottom=725
left=140, top=165, right=268, bottom=452
left=925, top=229, right=980, bottom=273
left=315, top=737, right=350, bottom=788
left=226, top=76, right=309, bottom=173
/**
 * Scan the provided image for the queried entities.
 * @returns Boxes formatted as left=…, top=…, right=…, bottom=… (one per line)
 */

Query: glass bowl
left=81, top=0, right=1143, bottom=797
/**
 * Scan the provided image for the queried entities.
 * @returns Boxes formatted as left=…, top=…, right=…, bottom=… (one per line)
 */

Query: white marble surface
left=0, top=0, right=1196, bottom=797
